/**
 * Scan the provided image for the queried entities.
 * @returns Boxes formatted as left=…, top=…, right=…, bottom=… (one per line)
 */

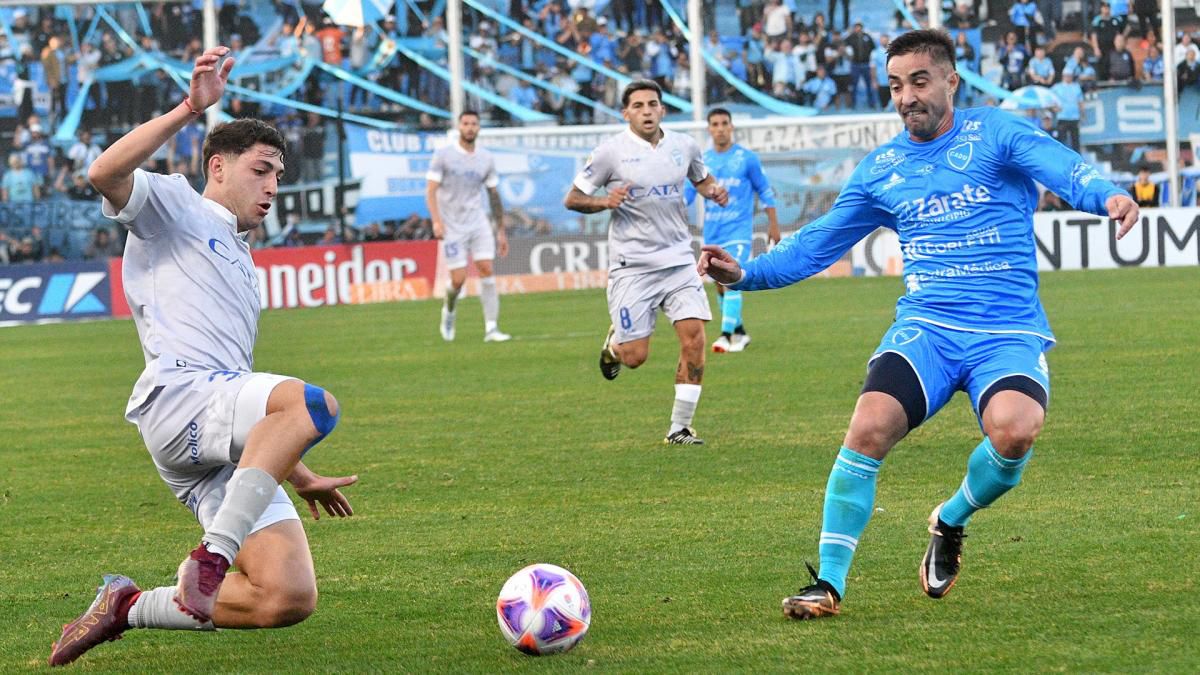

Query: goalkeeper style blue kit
left=694, top=144, right=776, bottom=334
left=734, top=106, right=1126, bottom=601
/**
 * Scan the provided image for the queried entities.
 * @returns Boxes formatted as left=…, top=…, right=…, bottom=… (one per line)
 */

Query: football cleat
left=599, top=325, right=621, bottom=380
left=439, top=305, right=456, bottom=341
left=728, top=333, right=751, bottom=352
left=712, top=335, right=732, bottom=353
left=484, top=329, right=512, bottom=342
left=174, top=544, right=230, bottom=623
left=49, top=574, right=141, bottom=667
left=782, top=562, right=841, bottom=620
left=664, top=427, right=704, bottom=445
left=920, top=503, right=966, bottom=599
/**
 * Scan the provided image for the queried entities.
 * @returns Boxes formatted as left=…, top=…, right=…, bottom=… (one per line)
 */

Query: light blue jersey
left=733, top=107, right=1124, bottom=341
left=692, top=143, right=776, bottom=247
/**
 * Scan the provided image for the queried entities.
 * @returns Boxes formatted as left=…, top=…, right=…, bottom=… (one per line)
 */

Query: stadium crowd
left=0, top=0, right=1193, bottom=263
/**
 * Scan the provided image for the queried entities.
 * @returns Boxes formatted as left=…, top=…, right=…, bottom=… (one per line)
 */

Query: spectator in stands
left=1026, top=45, right=1055, bottom=86
left=283, top=226, right=305, bottom=247
left=68, top=129, right=103, bottom=175
left=45, top=248, right=65, bottom=263
left=1131, top=0, right=1158, bottom=38
left=83, top=227, right=122, bottom=260
left=32, top=14, right=56, bottom=55
left=300, top=112, right=326, bottom=183
left=874, top=34, right=892, bottom=109
left=169, top=119, right=206, bottom=178
left=0, top=231, right=10, bottom=264
left=1178, top=49, right=1200, bottom=90
left=827, top=35, right=853, bottom=109
left=845, top=23, right=877, bottom=108
left=9, top=9, right=31, bottom=52
left=362, top=222, right=387, bottom=242
left=1009, top=0, right=1042, bottom=48
left=949, top=2, right=979, bottom=29
left=763, top=0, right=792, bottom=43
left=2, top=154, right=40, bottom=203
left=1130, top=166, right=1159, bottom=207
left=617, top=30, right=647, bottom=78
left=802, top=64, right=838, bottom=110
left=26, top=225, right=46, bottom=262
left=22, top=125, right=53, bottom=184
left=13, top=44, right=36, bottom=123
left=672, top=52, right=693, bottom=100
left=1141, top=44, right=1164, bottom=83
left=1063, top=45, right=1097, bottom=93
left=316, top=16, right=346, bottom=66
left=99, top=32, right=135, bottom=128
left=1090, top=3, right=1127, bottom=63
left=646, top=30, right=676, bottom=92
left=744, top=24, right=767, bottom=89
left=794, top=30, right=818, bottom=82
left=510, top=79, right=539, bottom=111
left=1103, top=34, right=1136, bottom=83
left=1051, top=70, right=1084, bottom=151
left=998, top=31, right=1029, bottom=91
left=41, top=35, right=67, bottom=126
left=74, top=40, right=102, bottom=127
left=10, top=237, right=40, bottom=264
left=1175, top=32, right=1200, bottom=65
left=953, top=32, right=975, bottom=105
left=66, top=170, right=99, bottom=201
left=319, top=226, right=341, bottom=246
left=896, top=0, right=929, bottom=31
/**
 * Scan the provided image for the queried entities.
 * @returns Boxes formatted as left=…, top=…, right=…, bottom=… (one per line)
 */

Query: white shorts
left=607, top=264, right=711, bottom=343
left=443, top=225, right=495, bottom=270
left=134, top=370, right=300, bottom=533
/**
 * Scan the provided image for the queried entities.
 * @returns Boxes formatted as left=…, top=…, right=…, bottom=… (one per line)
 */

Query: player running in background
left=699, top=30, right=1138, bottom=617
left=691, top=108, right=780, bottom=353
left=49, top=47, right=357, bottom=667
left=426, top=110, right=511, bottom=343
left=565, top=80, right=729, bottom=445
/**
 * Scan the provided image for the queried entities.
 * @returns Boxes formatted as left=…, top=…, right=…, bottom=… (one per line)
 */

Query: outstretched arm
left=89, top=46, right=233, bottom=211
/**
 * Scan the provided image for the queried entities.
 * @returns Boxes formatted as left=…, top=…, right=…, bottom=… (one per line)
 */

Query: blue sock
left=817, top=447, right=882, bottom=599
left=939, top=438, right=1032, bottom=528
left=720, top=290, right=742, bottom=335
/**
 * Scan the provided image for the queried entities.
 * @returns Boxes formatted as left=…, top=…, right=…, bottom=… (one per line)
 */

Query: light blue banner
left=394, top=45, right=554, bottom=124
left=462, top=45, right=622, bottom=122
left=312, top=59, right=452, bottom=119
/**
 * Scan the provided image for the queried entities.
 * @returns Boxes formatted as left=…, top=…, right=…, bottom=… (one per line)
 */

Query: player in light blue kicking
left=691, top=108, right=780, bottom=353
left=700, top=29, right=1139, bottom=619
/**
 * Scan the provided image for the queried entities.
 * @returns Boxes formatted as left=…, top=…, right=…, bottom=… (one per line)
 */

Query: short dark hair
left=459, top=110, right=480, bottom=121
left=706, top=107, right=732, bottom=123
left=886, top=29, right=955, bottom=69
left=621, top=79, right=662, bottom=108
left=202, top=118, right=286, bottom=178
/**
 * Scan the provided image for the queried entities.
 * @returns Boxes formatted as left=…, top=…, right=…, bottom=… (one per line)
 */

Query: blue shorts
left=712, top=240, right=752, bottom=266
left=870, top=320, right=1052, bottom=424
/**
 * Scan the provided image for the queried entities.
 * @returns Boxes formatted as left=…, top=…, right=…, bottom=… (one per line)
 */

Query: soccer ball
left=495, top=563, right=591, bottom=656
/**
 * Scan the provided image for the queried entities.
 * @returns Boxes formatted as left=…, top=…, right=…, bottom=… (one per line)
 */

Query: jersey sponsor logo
left=870, top=148, right=907, bottom=175
left=186, top=421, right=202, bottom=465
left=0, top=268, right=110, bottom=319
left=946, top=142, right=973, bottom=170
left=906, top=260, right=1013, bottom=285
left=882, top=172, right=906, bottom=191
left=892, top=326, right=922, bottom=344
left=954, top=132, right=982, bottom=142
left=902, top=183, right=993, bottom=224
left=902, top=226, right=1002, bottom=260
left=962, top=119, right=982, bottom=132
left=627, top=183, right=682, bottom=199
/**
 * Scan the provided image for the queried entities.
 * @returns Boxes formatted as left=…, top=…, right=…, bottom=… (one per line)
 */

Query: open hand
left=293, top=473, right=358, bottom=520
left=189, top=46, right=234, bottom=112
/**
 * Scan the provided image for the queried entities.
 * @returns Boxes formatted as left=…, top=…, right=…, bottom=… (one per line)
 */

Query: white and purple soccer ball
left=496, top=563, right=591, bottom=656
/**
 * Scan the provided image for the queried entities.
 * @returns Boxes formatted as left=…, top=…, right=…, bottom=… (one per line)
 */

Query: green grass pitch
left=1, top=266, right=1197, bottom=672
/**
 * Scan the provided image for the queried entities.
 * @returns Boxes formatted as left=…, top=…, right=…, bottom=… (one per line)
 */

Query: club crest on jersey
left=946, top=142, right=973, bottom=170
left=671, top=149, right=683, bottom=166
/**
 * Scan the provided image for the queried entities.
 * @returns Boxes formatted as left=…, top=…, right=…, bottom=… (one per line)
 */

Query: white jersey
left=102, top=169, right=261, bottom=422
left=572, top=128, right=708, bottom=277
left=426, top=142, right=499, bottom=237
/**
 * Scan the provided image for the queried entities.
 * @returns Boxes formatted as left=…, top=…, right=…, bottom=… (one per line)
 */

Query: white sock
left=202, top=467, right=277, bottom=564
left=129, top=586, right=215, bottom=630
left=669, top=384, right=702, bottom=434
left=480, top=276, right=500, bottom=327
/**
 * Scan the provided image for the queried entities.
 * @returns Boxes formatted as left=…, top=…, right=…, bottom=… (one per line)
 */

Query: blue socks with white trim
left=817, top=447, right=882, bottom=599
left=939, top=438, right=1032, bottom=527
